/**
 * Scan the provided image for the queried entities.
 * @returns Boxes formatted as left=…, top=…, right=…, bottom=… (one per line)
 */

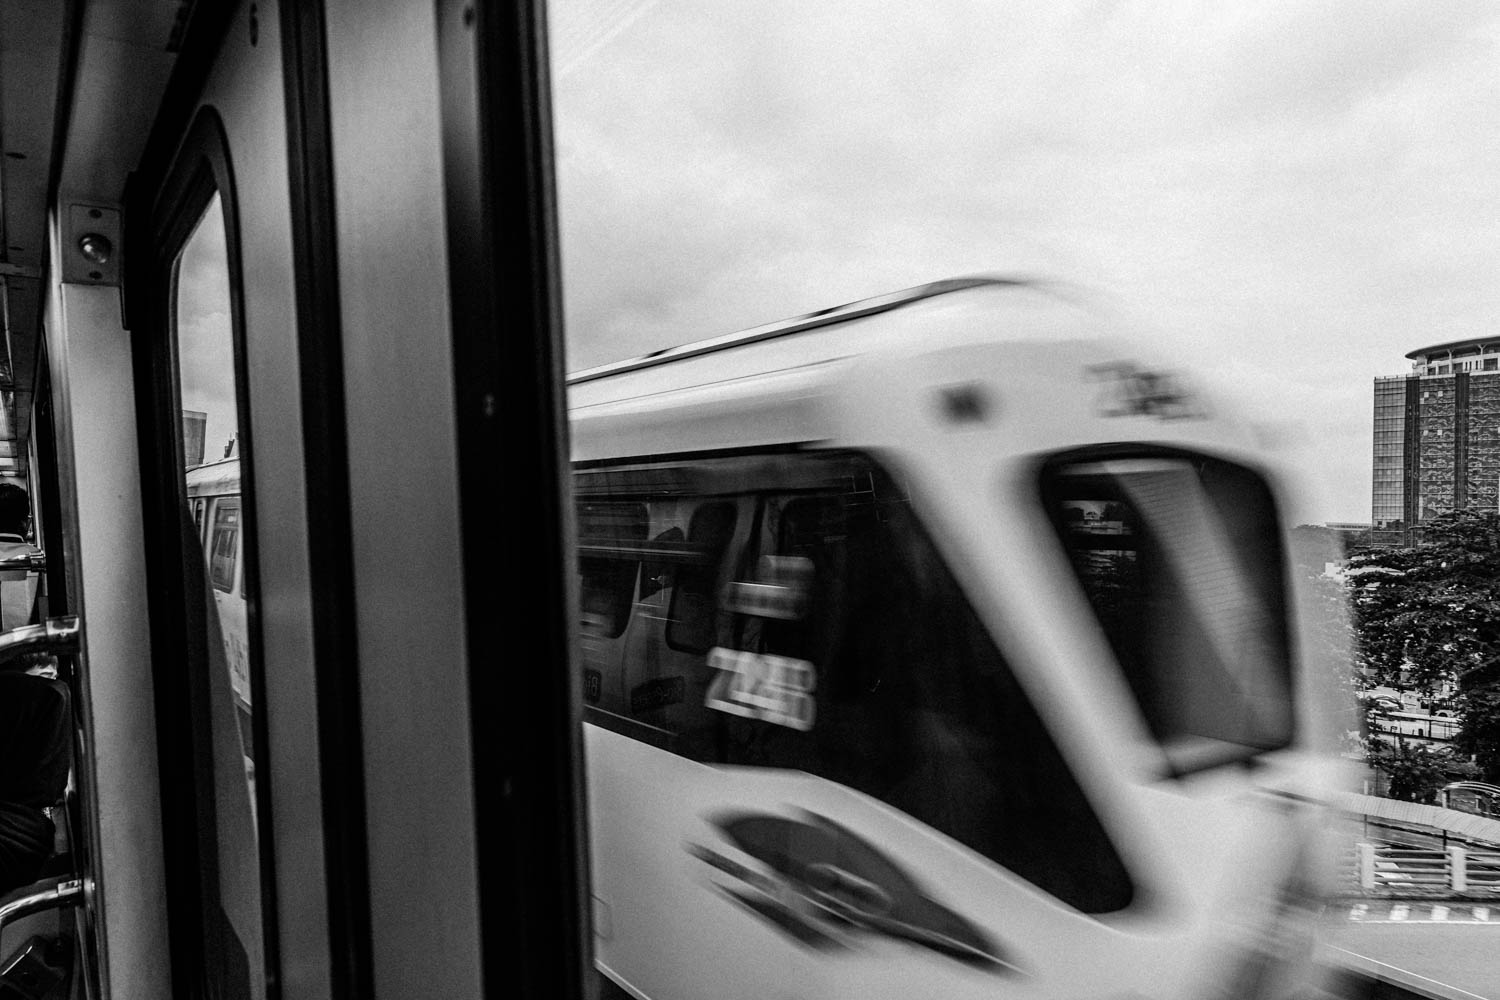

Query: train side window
left=209, top=499, right=241, bottom=594
left=664, top=501, right=738, bottom=653
left=1042, top=451, right=1294, bottom=775
left=574, top=491, right=742, bottom=755
left=624, top=498, right=741, bottom=755
left=576, top=502, right=646, bottom=717
left=710, top=456, right=1133, bottom=912
left=577, top=452, right=1132, bottom=912
left=577, top=502, right=647, bottom=639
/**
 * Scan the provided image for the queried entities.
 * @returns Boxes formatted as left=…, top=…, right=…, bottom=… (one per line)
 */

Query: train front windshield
left=1043, top=452, right=1295, bottom=774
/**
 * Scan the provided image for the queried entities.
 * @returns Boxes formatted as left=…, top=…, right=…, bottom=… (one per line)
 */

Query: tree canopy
left=1347, top=511, right=1500, bottom=781
left=1363, top=735, right=1475, bottom=802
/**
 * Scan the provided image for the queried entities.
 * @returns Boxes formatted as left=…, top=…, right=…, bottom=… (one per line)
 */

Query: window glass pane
left=575, top=453, right=1133, bottom=920
left=1043, top=452, right=1293, bottom=772
left=664, top=502, right=737, bottom=653
left=577, top=501, right=647, bottom=641
left=209, top=498, right=241, bottom=594
left=550, top=2, right=1500, bottom=994
left=173, top=191, right=264, bottom=999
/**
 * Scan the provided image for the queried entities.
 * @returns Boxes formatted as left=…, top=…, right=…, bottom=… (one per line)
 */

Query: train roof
left=567, top=276, right=1106, bottom=408
left=560, top=275, right=1246, bottom=466
left=185, top=457, right=241, bottom=496
left=567, top=276, right=1043, bottom=385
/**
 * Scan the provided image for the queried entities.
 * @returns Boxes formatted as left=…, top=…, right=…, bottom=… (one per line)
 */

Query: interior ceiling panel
left=0, top=0, right=185, bottom=479
left=57, top=0, right=183, bottom=201
left=0, top=0, right=69, bottom=478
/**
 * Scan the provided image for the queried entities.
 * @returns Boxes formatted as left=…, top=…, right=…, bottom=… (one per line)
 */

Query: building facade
left=1372, top=338, right=1500, bottom=543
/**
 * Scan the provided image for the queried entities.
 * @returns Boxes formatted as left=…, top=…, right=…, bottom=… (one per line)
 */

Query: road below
left=1322, top=909, right=1500, bottom=999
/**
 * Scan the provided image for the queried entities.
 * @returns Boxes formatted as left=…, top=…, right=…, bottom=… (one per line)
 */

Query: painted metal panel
left=322, top=1, right=484, bottom=996
left=47, top=278, right=167, bottom=1000
left=190, top=4, right=333, bottom=996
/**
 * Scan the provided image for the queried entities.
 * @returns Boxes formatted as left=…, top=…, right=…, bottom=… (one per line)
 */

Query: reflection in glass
left=1045, top=453, right=1294, bottom=772
left=549, top=1, right=1500, bottom=994
left=173, top=192, right=263, bottom=999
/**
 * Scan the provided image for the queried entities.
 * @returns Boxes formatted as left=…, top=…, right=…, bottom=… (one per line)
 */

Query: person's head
left=0, top=484, right=31, bottom=537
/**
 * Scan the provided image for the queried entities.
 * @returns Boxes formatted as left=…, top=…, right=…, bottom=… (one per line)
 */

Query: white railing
left=1355, top=842, right=1500, bottom=893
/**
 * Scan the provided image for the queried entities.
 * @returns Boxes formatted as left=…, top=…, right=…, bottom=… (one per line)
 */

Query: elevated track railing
left=1349, top=843, right=1500, bottom=895
left=1340, top=792, right=1500, bottom=849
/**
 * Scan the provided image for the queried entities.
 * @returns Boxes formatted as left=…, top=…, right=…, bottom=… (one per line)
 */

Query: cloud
left=174, top=195, right=239, bottom=460
left=549, top=0, right=1500, bottom=522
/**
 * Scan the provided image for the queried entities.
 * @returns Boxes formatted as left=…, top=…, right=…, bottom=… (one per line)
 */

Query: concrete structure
left=1372, top=338, right=1500, bottom=543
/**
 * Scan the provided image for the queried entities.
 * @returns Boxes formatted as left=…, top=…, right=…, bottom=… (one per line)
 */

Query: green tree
left=1364, top=736, right=1473, bottom=802
left=1347, top=511, right=1500, bottom=782
left=1457, top=684, right=1500, bottom=782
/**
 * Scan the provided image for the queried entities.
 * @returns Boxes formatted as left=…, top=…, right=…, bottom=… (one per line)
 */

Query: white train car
left=1371, top=711, right=1460, bottom=744
left=184, top=457, right=254, bottom=796
left=568, top=277, right=1340, bottom=1000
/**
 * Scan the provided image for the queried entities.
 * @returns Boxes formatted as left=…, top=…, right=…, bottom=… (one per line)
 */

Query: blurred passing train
left=0, top=2, right=1373, bottom=1000
left=569, top=278, right=1340, bottom=1000
left=185, top=456, right=255, bottom=798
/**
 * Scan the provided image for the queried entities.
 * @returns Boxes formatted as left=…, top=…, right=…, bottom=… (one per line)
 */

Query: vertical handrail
left=0, top=615, right=97, bottom=999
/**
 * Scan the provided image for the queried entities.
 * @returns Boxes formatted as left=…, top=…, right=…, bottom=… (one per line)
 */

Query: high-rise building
left=1372, top=338, right=1500, bottom=543
left=182, top=409, right=208, bottom=469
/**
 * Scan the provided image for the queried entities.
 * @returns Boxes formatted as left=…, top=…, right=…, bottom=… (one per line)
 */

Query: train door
left=126, top=6, right=348, bottom=998
left=126, top=2, right=591, bottom=996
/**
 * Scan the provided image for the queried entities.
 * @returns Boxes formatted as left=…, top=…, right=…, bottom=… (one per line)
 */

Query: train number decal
left=705, top=647, right=816, bottom=731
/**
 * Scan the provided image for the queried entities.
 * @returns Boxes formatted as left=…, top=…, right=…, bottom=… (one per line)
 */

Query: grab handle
left=0, top=617, right=80, bottom=669
left=0, top=876, right=85, bottom=937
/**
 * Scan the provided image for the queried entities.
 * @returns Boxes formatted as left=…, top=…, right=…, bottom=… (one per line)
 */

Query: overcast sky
left=177, top=192, right=238, bottom=467
left=547, top=1, right=1500, bottom=524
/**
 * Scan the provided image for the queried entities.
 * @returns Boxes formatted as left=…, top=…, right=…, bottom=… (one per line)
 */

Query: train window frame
left=573, top=448, right=1136, bottom=913
left=1038, top=444, right=1297, bottom=778
left=209, top=497, right=242, bottom=595
left=577, top=500, right=649, bottom=640
left=436, top=0, right=592, bottom=990
left=663, top=500, right=740, bottom=655
left=130, top=106, right=281, bottom=1000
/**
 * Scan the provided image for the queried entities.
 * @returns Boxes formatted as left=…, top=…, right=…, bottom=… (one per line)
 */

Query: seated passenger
left=0, top=484, right=40, bottom=632
left=0, top=672, right=69, bottom=895
left=0, top=483, right=65, bottom=895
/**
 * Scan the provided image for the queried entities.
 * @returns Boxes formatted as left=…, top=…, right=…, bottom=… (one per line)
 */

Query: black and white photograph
left=0, top=1, right=1497, bottom=998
